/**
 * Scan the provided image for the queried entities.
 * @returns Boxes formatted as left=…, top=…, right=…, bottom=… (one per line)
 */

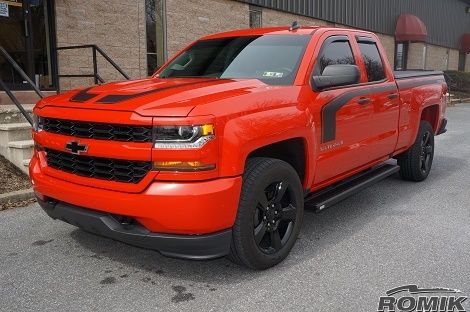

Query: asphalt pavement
left=1, top=105, right=470, bottom=312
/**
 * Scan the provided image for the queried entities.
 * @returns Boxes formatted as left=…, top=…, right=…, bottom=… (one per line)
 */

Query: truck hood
left=38, top=78, right=267, bottom=117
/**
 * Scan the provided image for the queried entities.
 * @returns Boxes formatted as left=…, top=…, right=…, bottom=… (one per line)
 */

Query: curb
left=0, top=188, right=35, bottom=205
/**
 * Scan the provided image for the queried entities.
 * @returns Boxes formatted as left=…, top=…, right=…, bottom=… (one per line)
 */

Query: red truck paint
left=30, top=26, right=447, bottom=265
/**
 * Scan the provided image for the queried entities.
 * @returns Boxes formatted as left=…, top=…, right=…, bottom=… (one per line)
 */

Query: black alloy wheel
left=253, top=181, right=297, bottom=254
left=228, top=157, right=304, bottom=270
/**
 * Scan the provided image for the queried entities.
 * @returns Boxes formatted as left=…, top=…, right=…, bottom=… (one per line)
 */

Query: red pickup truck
left=30, top=26, right=447, bottom=270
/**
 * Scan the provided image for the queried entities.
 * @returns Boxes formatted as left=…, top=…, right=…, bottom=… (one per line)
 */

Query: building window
left=249, top=5, right=262, bottom=28
left=459, top=52, right=467, bottom=71
left=145, top=0, right=166, bottom=76
left=394, top=42, right=408, bottom=70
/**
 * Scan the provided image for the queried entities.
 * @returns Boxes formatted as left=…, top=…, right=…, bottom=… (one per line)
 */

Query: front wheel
left=228, top=157, right=304, bottom=270
left=398, top=121, right=435, bottom=181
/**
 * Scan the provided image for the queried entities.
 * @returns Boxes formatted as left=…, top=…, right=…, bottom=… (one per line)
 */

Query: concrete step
left=0, top=90, right=56, bottom=105
left=7, top=140, right=34, bottom=174
left=0, top=104, right=34, bottom=124
left=0, top=122, right=32, bottom=158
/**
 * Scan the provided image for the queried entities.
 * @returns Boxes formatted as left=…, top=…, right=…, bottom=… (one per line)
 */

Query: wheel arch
left=420, top=104, right=440, bottom=133
left=246, top=138, right=309, bottom=187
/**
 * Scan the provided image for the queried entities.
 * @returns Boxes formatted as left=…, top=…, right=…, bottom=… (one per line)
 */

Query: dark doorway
left=0, top=0, right=56, bottom=90
left=458, top=52, right=466, bottom=72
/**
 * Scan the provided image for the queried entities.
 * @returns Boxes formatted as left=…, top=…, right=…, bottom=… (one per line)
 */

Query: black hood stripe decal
left=70, top=87, right=98, bottom=102
left=69, top=80, right=218, bottom=104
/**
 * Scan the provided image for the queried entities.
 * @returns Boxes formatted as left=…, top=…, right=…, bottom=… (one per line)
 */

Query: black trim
left=38, top=198, right=232, bottom=260
left=321, top=84, right=396, bottom=142
left=437, top=118, right=447, bottom=135
left=393, top=71, right=443, bottom=80
left=355, top=36, right=376, bottom=43
left=395, top=78, right=445, bottom=90
left=306, top=163, right=400, bottom=212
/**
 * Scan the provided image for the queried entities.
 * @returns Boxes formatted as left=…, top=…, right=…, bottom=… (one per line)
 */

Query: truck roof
left=201, top=26, right=374, bottom=40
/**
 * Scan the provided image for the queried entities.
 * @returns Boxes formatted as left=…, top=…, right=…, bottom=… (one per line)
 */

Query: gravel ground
left=0, top=155, right=30, bottom=194
left=0, top=105, right=469, bottom=312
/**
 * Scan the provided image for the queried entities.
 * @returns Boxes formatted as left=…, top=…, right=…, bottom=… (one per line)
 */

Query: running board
left=305, top=164, right=400, bottom=212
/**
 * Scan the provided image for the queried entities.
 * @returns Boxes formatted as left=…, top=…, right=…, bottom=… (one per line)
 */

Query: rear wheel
left=228, top=157, right=304, bottom=270
left=398, top=121, right=435, bottom=181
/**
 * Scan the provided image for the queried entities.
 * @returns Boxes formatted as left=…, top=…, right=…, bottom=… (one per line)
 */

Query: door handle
left=358, top=97, right=371, bottom=105
left=387, top=93, right=398, bottom=100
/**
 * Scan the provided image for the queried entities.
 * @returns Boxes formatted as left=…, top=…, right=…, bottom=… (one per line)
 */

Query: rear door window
left=357, top=39, right=386, bottom=82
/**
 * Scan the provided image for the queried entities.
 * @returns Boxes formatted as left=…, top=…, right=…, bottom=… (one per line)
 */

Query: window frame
left=145, top=0, right=167, bottom=76
left=249, top=5, right=262, bottom=28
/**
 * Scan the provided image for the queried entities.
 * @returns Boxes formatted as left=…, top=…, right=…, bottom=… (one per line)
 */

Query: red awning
left=461, top=34, right=470, bottom=53
left=395, top=14, right=427, bottom=42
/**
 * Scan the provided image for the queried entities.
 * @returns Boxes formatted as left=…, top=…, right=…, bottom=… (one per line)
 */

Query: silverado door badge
left=65, top=141, right=88, bottom=155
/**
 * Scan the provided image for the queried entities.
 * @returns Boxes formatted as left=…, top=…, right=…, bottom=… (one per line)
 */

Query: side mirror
left=311, top=64, right=360, bottom=90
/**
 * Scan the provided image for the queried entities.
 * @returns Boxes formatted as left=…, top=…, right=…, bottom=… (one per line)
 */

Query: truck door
left=311, top=33, right=400, bottom=185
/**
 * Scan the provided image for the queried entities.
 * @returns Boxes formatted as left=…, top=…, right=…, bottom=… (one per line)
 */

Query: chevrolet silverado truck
left=30, top=25, right=448, bottom=270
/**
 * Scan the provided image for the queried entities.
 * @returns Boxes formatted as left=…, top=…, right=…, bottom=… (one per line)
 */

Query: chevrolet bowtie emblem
left=65, top=141, right=88, bottom=155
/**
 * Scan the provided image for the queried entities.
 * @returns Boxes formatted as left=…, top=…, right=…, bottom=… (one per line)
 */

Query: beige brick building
left=0, top=0, right=469, bottom=92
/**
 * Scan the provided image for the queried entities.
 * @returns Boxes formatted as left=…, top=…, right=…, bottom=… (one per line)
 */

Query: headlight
left=153, top=124, right=214, bottom=149
left=32, top=114, right=43, bottom=132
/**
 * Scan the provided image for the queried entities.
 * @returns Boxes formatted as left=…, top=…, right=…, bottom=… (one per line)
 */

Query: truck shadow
left=70, top=154, right=465, bottom=287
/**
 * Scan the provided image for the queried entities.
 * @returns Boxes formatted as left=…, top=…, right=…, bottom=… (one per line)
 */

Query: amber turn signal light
left=153, top=161, right=215, bottom=172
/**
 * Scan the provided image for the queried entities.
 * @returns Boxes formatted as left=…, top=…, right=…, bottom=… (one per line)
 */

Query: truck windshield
left=158, top=35, right=310, bottom=85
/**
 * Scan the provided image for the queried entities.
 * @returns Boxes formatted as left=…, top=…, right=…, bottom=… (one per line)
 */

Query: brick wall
left=447, top=49, right=459, bottom=71
left=54, top=0, right=467, bottom=91
left=375, top=33, right=395, bottom=68
left=425, top=44, right=450, bottom=71
left=262, top=8, right=328, bottom=28
left=165, top=0, right=249, bottom=58
left=55, top=0, right=147, bottom=90
left=407, top=42, right=426, bottom=70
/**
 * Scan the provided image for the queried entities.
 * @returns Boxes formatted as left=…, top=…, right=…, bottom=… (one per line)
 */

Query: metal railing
left=56, top=45, right=130, bottom=86
left=0, top=46, right=42, bottom=125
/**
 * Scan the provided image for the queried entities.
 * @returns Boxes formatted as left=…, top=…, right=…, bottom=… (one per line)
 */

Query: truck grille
left=42, top=118, right=152, bottom=143
left=45, top=149, right=152, bottom=183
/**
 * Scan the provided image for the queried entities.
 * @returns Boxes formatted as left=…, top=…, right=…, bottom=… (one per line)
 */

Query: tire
left=398, top=121, right=435, bottom=182
left=228, top=157, right=304, bottom=270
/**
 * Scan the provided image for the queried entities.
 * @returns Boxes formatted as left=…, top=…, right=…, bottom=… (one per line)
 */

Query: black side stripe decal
left=321, top=78, right=444, bottom=143
left=321, top=85, right=396, bottom=143
left=69, top=80, right=217, bottom=104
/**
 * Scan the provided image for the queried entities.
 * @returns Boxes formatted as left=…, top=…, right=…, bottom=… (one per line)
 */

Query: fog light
left=153, top=161, right=215, bottom=172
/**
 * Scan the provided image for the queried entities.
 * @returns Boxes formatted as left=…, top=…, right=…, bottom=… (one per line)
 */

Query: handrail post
left=0, top=46, right=44, bottom=98
left=0, top=77, right=33, bottom=126
left=95, top=46, right=131, bottom=80
left=92, top=46, right=99, bottom=85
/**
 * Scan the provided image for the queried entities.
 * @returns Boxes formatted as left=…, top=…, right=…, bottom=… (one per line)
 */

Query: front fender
left=218, top=105, right=316, bottom=188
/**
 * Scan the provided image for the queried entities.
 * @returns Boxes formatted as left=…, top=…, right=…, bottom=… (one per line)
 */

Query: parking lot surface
left=1, top=105, right=469, bottom=312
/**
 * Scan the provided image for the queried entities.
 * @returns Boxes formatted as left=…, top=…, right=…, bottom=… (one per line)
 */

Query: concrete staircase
left=0, top=90, right=56, bottom=174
